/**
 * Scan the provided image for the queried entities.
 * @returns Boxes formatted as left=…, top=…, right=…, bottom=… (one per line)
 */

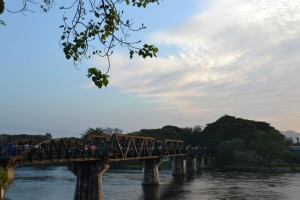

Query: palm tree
left=81, top=127, right=105, bottom=141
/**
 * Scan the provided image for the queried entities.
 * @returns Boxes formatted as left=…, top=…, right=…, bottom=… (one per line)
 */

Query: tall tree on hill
left=202, top=115, right=295, bottom=166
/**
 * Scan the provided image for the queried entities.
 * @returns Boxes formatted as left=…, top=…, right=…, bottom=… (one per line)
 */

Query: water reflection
left=142, top=186, right=160, bottom=200
left=6, top=166, right=300, bottom=200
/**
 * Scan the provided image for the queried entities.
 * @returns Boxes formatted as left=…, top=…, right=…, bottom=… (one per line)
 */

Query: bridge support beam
left=142, top=159, right=161, bottom=185
left=172, top=157, right=186, bottom=176
left=196, top=154, right=205, bottom=169
left=68, top=160, right=109, bottom=200
left=186, top=155, right=197, bottom=172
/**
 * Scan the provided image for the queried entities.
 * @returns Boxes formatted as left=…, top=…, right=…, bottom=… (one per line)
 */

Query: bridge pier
left=68, top=160, right=109, bottom=200
left=186, top=155, right=197, bottom=173
left=142, top=159, right=161, bottom=185
left=172, top=157, right=186, bottom=176
left=196, top=154, right=205, bottom=169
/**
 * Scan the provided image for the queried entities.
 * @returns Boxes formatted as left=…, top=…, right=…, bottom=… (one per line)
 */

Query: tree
left=193, top=125, right=203, bottom=134
left=103, top=127, right=123, bottom=135
left=45, top=132, right=52, bottom=139
left=81, top=127, right=122, bottom=141
left=81, top=127, right=105, bottom=141
left=216, top=139, right=246, bottom=166
left=0, top=0, right=160, bottom=88
left=0, top=0, right=4, bottom=25
left=201, top=115, right=297, bottom=167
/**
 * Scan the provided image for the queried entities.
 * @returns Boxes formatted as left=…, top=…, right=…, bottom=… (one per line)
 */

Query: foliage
left=0, top=134, right=51, bottom=146
left=133, top=125, right=203, bottom=146
left=87, top=68, right=109, bottom=89
left=0, top=0, right=4, bottom=25
left=45, top=132, right=52, bottom=139
left=1, top=0, right=160, bottom=88
left=281, top=150, right=300, bottom=166
left=135, top=115, right=300, bottom=168
left=0, top=168, right=8, bottom=188
left=201, top=115, right=295, bottom=167
left=0, top=167, right=12, bottom=197
left=81, top=127, right=122, bottom=141
left=216, top=139, right=246, bottom=166
left=0, top=0, right=4, bottom=14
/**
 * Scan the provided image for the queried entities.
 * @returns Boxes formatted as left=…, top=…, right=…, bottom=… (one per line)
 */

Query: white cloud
left=88, top=0, right=300, bottom=131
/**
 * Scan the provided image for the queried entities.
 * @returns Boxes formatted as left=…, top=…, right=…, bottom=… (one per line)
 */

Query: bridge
left=0, top=134, right=210, bottom=200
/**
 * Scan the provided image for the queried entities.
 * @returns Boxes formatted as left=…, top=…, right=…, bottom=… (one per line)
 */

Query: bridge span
left=0, top=134, right=209, bottom=200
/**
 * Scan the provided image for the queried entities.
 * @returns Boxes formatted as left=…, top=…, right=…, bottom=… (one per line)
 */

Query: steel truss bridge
left=4, top=134, right=185, bottom=166
left=1, top=134, right=208, bottom=200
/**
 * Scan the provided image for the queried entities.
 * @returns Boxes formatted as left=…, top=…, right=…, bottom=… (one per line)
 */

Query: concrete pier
left=172, top=157, right=186, bottom=176
left=68, top=160, right=109, bottom=200
left=142, top=159, right=161, bottom=185
left=196, top=155, right=205, bottom=169
left=186, top=155, right=197, bottom=173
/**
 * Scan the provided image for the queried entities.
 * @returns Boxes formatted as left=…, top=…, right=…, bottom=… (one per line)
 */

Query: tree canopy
left=135, top=115, right=299, bottom=168
left=0, top=0, right=160, bottom=88
left=201, top=115, right=295, bottom=167
left=81, top=127, right=123, bottom=141
left=133, top=125, right=203, bottom=146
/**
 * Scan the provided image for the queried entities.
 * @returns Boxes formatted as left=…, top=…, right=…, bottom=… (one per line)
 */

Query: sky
left=1, top=0, right=300, bottom=138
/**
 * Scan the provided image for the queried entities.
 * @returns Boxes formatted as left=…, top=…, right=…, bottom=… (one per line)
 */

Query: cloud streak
left=90, top=0, right=300, bottom=131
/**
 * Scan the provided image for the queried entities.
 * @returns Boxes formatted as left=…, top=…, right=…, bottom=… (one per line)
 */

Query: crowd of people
left=0, top=140, right=30, bottom=158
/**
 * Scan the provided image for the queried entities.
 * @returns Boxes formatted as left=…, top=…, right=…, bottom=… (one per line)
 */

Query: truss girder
left=6, top=134, right=185, bottom=166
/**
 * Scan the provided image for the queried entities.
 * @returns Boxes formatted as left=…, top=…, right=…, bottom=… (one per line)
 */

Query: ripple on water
left=6, top=167, right=300, bottom=200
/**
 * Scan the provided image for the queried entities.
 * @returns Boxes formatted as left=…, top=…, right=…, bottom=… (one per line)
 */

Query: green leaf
left=87, top=68, right=110, bottom=89
left=130, top=50, right=134, bottom=59
left=0, top=0, right=4, bottom=15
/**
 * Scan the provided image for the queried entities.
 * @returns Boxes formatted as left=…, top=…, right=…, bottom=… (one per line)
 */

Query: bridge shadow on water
left=141, top=171, right=200, bottom=200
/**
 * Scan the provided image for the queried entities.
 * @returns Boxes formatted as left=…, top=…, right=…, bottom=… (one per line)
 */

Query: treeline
left=133, top=115, right=299, bottom=168
left=132, top=125, right=203, bottom=146
left=2, top=115, right=299, bottom=168
left=0, top=133, right=52, bottom=146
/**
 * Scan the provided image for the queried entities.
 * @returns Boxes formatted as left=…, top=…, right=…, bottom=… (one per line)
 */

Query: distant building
left=291, top=146, right=300, bottom=154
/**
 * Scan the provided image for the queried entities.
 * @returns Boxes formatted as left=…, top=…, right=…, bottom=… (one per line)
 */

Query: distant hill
left=281, top=130, right=300, bottom=142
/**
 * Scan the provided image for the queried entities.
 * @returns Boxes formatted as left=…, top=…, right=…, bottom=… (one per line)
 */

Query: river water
left=6, top=165, right=300, bottom=200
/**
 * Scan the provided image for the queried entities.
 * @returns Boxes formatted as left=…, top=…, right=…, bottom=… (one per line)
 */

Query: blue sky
left=1, top=0, right=300, bottom=138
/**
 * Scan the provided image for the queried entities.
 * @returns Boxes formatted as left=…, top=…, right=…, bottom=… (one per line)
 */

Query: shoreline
left=202, top=166, right=300, bottom=173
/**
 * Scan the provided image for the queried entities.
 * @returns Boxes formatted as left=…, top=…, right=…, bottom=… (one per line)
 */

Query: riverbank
left=204, top=165, right=300, bottom=173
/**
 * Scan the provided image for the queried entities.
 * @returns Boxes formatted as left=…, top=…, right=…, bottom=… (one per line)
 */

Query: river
left=5, top=165, right=300, bottom=199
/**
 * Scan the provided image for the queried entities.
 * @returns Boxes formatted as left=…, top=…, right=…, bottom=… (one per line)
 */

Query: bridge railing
left=93, top=134, right=186, bottom=160
left=106, top=134, right=157, bottom=160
